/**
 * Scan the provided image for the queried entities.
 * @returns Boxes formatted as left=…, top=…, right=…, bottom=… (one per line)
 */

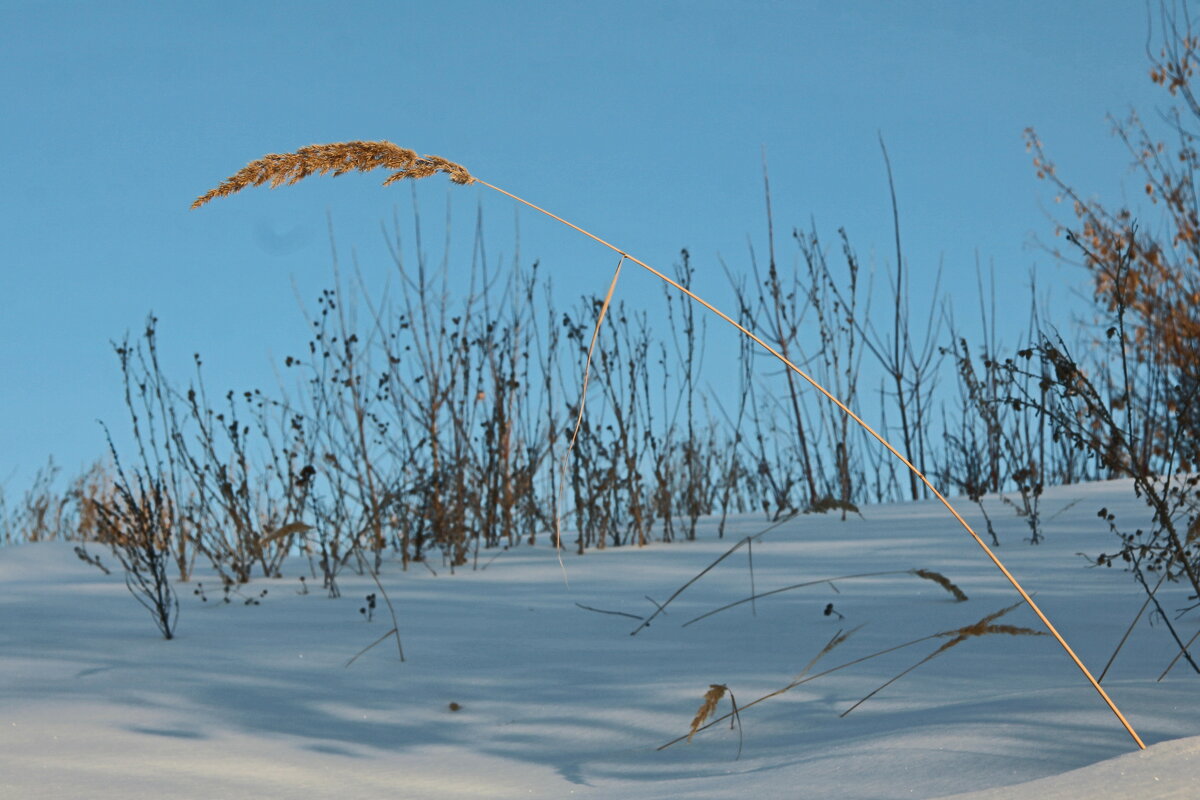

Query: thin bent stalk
left=192, top=142, right=1145, bottom=750
left=471, top=176, right=1145, bottom=751
left=553, top=255, right=625, bottom=568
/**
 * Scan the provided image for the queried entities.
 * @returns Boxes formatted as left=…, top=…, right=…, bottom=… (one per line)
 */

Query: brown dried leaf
left=261, top=521, right=313, bottom=546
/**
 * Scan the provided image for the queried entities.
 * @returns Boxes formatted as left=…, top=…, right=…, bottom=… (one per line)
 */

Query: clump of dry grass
left=191, top=141, right=473, bottom=210
left=839, top=601, right=1045, bottom=718
left=664, top=628, right=856, bottom=751
left=666, top=604, right=1046, bottom=751
left=0, top=460, right=114, bottom=545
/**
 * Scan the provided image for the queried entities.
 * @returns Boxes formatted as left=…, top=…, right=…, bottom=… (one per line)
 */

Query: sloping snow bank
left=2, top=480, right=1196, bottom=798
left=937, top=734, right=1200, bottom=799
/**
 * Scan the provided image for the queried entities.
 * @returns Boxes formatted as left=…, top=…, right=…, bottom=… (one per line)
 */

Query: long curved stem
left=473, top=177, right=1146, bottom=750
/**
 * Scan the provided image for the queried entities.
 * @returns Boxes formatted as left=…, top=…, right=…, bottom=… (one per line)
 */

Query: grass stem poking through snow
left=574, top=602, right=643, bottom=621
left=665, top=608, right=1042, bottom=750
left=551, top=255, right=625, bottom=574
left=661, top=627, right=863, bottom=751
left=1159, top=626, right=1200, bottom=681
left=345, top=553, right=405, bottom=667
left=682, top=568, right=966, bottom=628
left=629, top=513, right=798, bottom=635
left=839, top=601, right=1044, bottom=718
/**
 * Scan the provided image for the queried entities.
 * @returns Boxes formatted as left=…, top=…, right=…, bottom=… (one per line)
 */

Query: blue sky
left=0, top=1, right=1171, bottom=484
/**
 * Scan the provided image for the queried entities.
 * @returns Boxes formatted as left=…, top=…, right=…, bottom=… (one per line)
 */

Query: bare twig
left=575, top=602, right=643, bottom=621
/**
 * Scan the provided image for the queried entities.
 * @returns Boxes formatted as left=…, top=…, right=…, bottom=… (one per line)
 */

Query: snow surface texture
left=2, top=479, right=1196, bottom=798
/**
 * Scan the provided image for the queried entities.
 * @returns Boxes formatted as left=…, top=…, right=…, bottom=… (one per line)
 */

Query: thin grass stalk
left=681, top=567, right=963, bottom=628
left=1099, top=579, right=1157, bottom=683
left=658, top=626, right=944, bottom=751
left=629, top=512, right=798, bottom=635
left=666, top=604, right=1043, bottom=750
left=880, top=137, right=920, bottom=500
left=759, top=157, right=819, bottom=506
left=552, top=256, right=625, bottom=560
left=1159, top=626, right=1200, bottom=681
left=480, top=181, right=1131, bottom=734
left=473, top=177, right=1146, bottom=749
left=838, top=601, right=1044, bottom=718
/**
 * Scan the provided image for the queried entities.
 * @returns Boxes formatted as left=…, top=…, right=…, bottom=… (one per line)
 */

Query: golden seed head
left=192, top=140, right=475, bottom=209
left=687, top=683, right=728, bottom=743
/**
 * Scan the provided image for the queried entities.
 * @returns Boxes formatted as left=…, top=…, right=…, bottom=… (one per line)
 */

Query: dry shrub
left=92, top=460, right=180, bottom=640
left=1025, top=3, right=1200, bottom=473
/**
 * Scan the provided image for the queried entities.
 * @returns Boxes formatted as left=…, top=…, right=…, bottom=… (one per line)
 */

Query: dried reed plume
left=688, top=684, right=728, bottom=742
left=191, top=141, right=474, bottom=210
left=687, top=683, right=742, bottom=756
left=192, top=139, right=1146, bottom=750
left=839, top=602, right=1045, bottom=717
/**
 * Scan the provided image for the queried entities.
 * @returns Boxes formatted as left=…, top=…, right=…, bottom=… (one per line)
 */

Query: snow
left=2, top=479, right=1196, bottom=798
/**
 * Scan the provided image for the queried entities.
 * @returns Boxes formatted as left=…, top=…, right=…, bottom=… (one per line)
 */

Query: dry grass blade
left=191, top=141, right=474, bottom=209
left=471, top=169, right=1146, bottom=748
left=661, top=627, right=872, bottom=751
left=795, top=625, right=862, bottom=681
left=838, top=648, right=946, bottom=719
left=681, top=570, right=911, bottom=628
left=567, top=256, right=625, bottom=451
left=910, top=568, right=969, bottom=602
left=665, top=606, right=1046, bottom=750
left=551, top=255, right=625, bottom=572
left=945, top=600, right=1032, bottom=639
left=681, top=567, right=967, bottom=628
left=575, top=602, right=643, bottom=621
left=1159, top=626, right=1200, bottom=681
left=839, top=601, right=1046, bottom=718
left=347, top=555, right=405, bottom=667
left=688, top=684, right=728, bottom=743
left=728, top=689, right=743, bottom=759
left=631, top=513, right=799, bottom=635
left=345, top=629, right=398, bottom=668
left=684, top=683, right=745, bottom=758
left=631, top=536, right=750, bottom=634
left=368, top=559, right=406, bottom=663
left=643, top=595, right=668, bottom=615
left=1099, top=584, right=1152, bottom=681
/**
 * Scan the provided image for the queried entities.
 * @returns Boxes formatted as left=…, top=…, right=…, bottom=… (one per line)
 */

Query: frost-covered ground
left=2, top=479, right=1196, bottom=798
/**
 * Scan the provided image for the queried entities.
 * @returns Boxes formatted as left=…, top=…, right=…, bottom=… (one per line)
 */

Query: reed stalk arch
left=193, top=140, right=1145, bottom=750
